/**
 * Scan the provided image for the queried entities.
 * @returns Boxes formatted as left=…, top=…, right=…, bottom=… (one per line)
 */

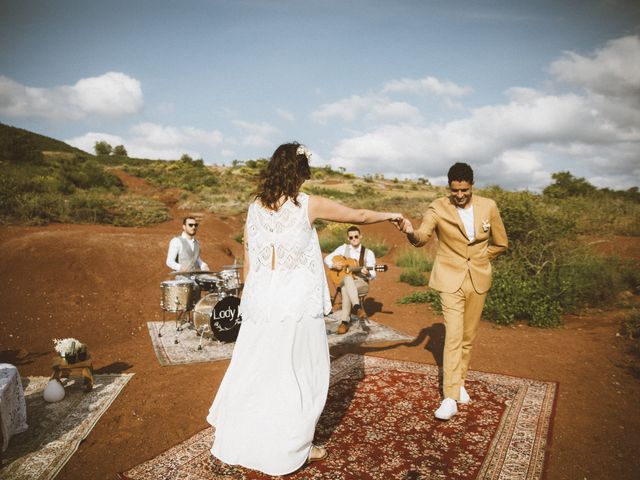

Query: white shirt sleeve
left=166, top=238, right=181, bottom=271
left=324, top=245, right=345, bottom=269
left=365, top=248, right=377, bottom=280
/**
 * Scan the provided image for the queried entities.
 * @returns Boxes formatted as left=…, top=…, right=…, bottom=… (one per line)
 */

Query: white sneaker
left=434, top=398, right=457, bottom=420
left=458, top=386, right=470, bottom=405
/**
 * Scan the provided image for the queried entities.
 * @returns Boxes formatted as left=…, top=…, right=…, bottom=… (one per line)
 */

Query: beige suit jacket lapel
left=472, top=198, right=485, bottom=241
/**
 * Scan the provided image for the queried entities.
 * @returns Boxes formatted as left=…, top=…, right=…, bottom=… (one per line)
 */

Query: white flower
left=296, top=145, right=311, bottom=159
left=482, top=220, right=491, bottom=232
left=52, top=337, right=85, bottom=357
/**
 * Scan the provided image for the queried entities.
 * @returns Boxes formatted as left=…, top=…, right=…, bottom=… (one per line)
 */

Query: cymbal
left=221, top=264, right=243, bottom=269
left=169, top=270, right=216, bottom=275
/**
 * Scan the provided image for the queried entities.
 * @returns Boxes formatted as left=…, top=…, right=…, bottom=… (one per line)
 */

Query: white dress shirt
left=456, top=205, right=475, bottom=242
left=324, top=244, right=377, bottom=281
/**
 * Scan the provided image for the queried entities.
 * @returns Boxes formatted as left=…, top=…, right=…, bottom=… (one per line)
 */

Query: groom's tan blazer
left=412, top=194, right=508, bottom=294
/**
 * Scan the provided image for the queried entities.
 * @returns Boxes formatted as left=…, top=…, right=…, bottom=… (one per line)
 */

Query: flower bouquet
left=52, top=338, right=87, bottom=363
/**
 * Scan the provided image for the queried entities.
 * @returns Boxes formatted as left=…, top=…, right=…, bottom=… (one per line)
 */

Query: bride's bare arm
left=308, top=195, right=402, bottom=225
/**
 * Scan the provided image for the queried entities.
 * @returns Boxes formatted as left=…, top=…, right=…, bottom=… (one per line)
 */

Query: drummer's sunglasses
left=187, top=223, right=199, bottom=227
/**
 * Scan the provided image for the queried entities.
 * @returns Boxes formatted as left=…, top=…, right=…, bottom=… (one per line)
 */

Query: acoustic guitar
left=327, top=255, right=388, bottom=287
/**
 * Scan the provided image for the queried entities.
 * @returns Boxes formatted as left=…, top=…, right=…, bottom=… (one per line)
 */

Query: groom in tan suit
left=399, top=163, right=508, bottom=420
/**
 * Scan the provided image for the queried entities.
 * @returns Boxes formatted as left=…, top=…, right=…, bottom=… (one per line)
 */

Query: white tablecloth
left=0, top=363, right=28, bottom=451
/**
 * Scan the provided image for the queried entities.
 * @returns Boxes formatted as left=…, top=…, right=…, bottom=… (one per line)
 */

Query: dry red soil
left=1, top=210, right=639, bottom=479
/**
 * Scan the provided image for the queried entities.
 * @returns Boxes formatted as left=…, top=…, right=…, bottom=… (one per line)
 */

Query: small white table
left=0, top=363, right=28, bottom=451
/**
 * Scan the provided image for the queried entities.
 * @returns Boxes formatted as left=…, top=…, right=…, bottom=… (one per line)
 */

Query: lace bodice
left=240, top=193, right=331, bottom=323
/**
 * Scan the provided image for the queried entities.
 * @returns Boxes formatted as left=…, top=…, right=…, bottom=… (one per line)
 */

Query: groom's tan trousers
left=439, top=271, right=487, bottom=400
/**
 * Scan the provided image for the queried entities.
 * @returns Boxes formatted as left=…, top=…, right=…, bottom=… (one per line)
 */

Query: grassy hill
left=0, top=122, right=87, bottom=161
left=1, top=124, right=639, bottom=328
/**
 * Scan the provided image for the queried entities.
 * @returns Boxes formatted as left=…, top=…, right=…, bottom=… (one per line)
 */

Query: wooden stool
left=51, top=356, right=94, bottom=392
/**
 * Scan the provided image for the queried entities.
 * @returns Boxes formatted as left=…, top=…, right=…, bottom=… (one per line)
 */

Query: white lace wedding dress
left=207, top=193, right=332, bottom=476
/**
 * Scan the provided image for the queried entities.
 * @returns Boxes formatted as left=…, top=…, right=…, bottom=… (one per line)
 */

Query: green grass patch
left=399, top=269, right=428, bottom=286
left=395, top=247, right=433, bottom=272
left=111, top=195, right=170, bottom=227
left=397, top=289, right=442, bottom=314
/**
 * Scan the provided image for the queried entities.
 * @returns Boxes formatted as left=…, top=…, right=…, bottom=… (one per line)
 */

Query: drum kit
left=159, top=263, right=243, bottom=349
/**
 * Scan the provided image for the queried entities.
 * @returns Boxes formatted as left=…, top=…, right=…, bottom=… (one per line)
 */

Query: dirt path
left=1, top=219, right=639, bottom=479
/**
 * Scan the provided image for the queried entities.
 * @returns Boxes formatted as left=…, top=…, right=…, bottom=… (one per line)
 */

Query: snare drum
left=160, top=279, right=197, bottom=312
left=219, top=269, right=240, bottom=291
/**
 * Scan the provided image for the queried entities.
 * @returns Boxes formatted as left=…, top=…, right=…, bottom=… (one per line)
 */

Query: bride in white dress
left=207, top=142, right=402, bottom=476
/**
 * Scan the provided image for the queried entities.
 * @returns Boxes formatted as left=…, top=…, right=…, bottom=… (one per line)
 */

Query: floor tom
left=160, top=279, right=196, bottom=312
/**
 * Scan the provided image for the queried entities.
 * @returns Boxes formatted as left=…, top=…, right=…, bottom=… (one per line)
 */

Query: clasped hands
left=389, top=214, right=414, bottom=235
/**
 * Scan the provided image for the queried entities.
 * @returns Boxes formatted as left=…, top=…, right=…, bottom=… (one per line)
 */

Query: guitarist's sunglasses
left=348, top=234, right=359, bottom=240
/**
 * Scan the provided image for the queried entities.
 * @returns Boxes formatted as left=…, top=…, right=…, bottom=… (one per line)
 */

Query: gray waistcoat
left=176, top=237, right=200, bottom=271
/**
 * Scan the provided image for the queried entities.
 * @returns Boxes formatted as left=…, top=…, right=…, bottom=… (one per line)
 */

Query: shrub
left=621, top=310, right=640, bottom=339
left=111, top=195, right=170, bottom=227
left=397, top=289, right=442, bottom=314
left=66, top=191, right=114, bottom=223
left=399, top=269, right=428, bottom=286
left=395, top=247, right=433, bottom=272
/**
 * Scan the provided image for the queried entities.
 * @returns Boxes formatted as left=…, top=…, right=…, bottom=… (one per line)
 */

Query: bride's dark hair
left=256, top=142, right=311, bottom=211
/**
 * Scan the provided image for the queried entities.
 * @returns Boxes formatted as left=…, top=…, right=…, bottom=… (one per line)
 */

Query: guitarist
left=324, top=226, right=376, bottom=334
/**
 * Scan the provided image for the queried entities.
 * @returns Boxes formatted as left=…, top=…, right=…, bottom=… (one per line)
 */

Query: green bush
left=111, top=195, right=170, bottom=227
left=122, top=156, right=219, bottom=192
left=399, top=269, right=428, bottom=286
left=621, top=310, right=640, bottom=339
left=66, top=191, right=114, bottom=223
left=14, top=192, right=66, bottom=225
left=397, top=289, right=442, bottom=314
left=302, top=185, right=353, bottom=201
left=395, top=247, right=433, bottom=272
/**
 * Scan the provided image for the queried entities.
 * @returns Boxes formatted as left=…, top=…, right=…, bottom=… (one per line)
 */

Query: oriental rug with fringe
left=121, top=354, right=555, bottom=479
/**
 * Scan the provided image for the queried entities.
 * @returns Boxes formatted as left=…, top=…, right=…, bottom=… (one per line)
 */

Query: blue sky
left=1, top=0, right=639, bottom=190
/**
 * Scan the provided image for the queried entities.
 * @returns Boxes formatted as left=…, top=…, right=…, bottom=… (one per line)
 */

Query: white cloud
left=276, top=108, right=295, bottom=122
left=382, top=76, right=473, bottom=97
left=66, top=122, right=223, bottom=160
left=326, top=35, right=640, bottom=190
left=312, top=94, right=422, bottom=124
left=549, top=35, right=640, bottom=101
left=0, top=72, right=143, bottom=121
left=232, top=120, right=279, bottom=148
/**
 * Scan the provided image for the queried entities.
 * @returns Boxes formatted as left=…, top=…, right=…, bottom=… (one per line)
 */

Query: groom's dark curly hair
left=256, top=142, right=311, bottom=211
left=447, top=162, right=474, bottom=185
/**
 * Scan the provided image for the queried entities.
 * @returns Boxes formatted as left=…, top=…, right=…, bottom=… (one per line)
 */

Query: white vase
left=43, top=379, right=65, bottom=402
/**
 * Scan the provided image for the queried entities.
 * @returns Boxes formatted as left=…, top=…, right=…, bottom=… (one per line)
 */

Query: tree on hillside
left=543, top=171, right=597, bottom=198
left=113, top=144, right=128, bottom=156
left=94, top=141, right=113, bottom=156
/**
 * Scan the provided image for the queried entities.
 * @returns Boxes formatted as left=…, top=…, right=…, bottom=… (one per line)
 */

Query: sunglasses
left=348, top=235, right=359, bottom=240
left=187, top=223, right=199, bottom=228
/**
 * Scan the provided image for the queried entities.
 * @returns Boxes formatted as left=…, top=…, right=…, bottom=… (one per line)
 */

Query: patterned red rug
left=121, top=354, right=556, bottom=480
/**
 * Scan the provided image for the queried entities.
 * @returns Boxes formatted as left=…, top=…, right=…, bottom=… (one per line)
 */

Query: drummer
left=166, top=216, right=210, bottom=275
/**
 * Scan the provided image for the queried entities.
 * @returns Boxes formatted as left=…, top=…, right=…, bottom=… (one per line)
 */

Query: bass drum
left=193, top=294, right=243, bottom=343
left=210, top=295, right=242, bottom=343
left=193, top=294, right=217, bottom=332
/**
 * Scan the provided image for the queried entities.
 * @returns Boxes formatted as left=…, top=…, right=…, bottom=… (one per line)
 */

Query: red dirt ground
left=1, top=207, right=639, bottom=479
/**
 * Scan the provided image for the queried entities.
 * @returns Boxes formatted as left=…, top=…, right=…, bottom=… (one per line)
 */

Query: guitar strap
left=358, top=246, right=366, bottom=267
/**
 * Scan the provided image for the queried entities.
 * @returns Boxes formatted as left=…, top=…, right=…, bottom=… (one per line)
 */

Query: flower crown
left=296, top=145, right=311, bottom=159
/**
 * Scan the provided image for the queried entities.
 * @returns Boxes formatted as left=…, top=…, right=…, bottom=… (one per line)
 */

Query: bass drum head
left=210, top=295, right=242, bottom=343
